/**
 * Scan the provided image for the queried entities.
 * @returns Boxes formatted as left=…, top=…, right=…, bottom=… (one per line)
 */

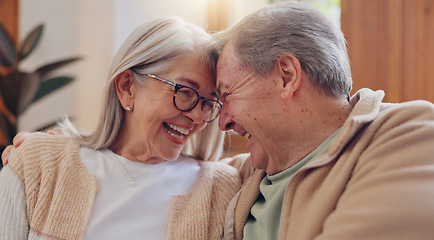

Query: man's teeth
left=244, top=132, right=251, bottom=139
left=167, top=123, right=190, bottom=135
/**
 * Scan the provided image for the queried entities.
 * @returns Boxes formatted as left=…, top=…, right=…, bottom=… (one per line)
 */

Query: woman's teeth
left=165, top=123, right=190, bottom=139
left=167, top=123, right=190, bottom=135
left=244, top=132, right=251, bottom=139
left=168, top=130, right=183, bottom=139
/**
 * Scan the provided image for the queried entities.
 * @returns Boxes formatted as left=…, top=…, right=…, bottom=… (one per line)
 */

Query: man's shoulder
left=382, top=99, right=434, bottom=113
left=8, top=133, right=79, bottom=178
left=378, top=100, right=434, bottom=124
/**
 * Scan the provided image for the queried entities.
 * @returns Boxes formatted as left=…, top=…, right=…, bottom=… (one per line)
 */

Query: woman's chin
left=161, top=150, right=183, bottom=162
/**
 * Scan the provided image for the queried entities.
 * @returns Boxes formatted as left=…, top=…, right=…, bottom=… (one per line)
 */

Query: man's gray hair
left=214, top=1, right=352, bottom=98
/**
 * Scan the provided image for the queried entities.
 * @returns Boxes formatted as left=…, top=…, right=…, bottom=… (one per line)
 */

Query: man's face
left=216, top=42, right=283, bottom=171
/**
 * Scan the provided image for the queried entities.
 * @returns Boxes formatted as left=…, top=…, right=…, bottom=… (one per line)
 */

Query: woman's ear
left=114, top=69, right=135, bottom=111
left=277, top=54, right=302, bottom=100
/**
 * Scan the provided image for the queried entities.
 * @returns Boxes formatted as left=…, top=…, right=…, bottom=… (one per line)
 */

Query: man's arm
left=1, top=128, right=67, bottom=166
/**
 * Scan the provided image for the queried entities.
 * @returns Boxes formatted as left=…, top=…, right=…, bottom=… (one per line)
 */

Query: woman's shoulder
left=199, top=159, right=238, bottom=172
left=198, top=160, right=241, bottom=185
left=220, top=153, right=253, bottom=183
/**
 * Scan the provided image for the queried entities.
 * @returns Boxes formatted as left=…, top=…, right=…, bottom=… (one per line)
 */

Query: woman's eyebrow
left=178, top=78, right=200, bottom=90
left=178, top=77, right=218, bottom=99
left=211, top=92, right=219, bottom=100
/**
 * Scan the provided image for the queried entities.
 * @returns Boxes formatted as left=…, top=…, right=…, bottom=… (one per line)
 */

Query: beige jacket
left=224, top=88, right=434, bottom=240
left=0, top=134, right=241, bottom=240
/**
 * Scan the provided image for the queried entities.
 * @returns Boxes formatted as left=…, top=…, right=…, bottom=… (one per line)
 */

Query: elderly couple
left=1, top=1, right=434, bottom=240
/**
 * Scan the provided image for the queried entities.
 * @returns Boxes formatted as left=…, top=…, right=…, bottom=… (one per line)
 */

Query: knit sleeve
left=2, top=133, right=96, bottom=240
left=167, top=161, right=241, bottom=240
left=0, top=166, right=29, bottom=239
left=208, top=162, right=242, bottom=239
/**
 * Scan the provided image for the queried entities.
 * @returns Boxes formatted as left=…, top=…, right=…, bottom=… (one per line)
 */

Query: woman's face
left=117, top=53, right=217, bottom=163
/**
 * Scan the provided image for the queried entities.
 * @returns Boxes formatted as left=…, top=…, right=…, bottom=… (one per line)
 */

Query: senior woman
left=0, top=17, right=241, bottom=240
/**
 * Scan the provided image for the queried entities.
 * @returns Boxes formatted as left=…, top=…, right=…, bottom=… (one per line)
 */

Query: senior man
left=216, top=1, right=434, bottom=240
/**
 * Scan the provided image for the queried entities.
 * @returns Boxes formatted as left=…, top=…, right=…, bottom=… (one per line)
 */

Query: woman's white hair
left=62, top=17, right=224, bottom=161
left=214, top=1, right=352, bottom=98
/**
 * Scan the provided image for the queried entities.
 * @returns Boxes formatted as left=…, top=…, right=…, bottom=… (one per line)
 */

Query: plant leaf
left=0, top=23, right=17, bottom=67
left=0, top=87, right=17, bottom=127
left=19, top=24, right=44, bottom=60
left=0, top=111, right=17, bottom=146
left=35, top=57, right=81, bottom=78
left=17, top=72, right=41, bottom=115
left=0, top=113, right=11, bottom=146
left=0, top=71, right=27, bottom=116
left=31, top=76, right=74, bottom=104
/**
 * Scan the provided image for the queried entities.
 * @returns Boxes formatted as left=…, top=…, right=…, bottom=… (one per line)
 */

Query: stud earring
left=125, top=106, right=132, bottom=111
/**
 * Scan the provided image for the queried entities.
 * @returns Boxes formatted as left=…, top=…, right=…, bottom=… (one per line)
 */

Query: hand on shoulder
left=1, top=127, right=68, bottom=166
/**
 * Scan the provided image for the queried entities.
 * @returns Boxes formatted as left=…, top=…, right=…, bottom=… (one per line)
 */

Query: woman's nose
left=182, top=102, right=206, bottom=124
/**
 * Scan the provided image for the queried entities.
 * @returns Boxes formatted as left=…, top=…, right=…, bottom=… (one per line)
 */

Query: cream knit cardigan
left=0, top=135, right=241, bottom=240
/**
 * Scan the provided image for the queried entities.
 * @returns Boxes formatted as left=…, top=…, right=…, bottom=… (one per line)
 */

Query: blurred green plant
left=299, top=0, right=341, bottom=20
left=0, top=23, right=80, bottom=165
left=272, top=0, right=341, bottom=27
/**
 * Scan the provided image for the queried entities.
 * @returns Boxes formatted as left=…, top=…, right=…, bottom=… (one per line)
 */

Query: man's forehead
left=216, top=43, right=237, bottom=83
left=216, top=65, right=235, bottom=94
left=216, top=54, right=229, bottom=93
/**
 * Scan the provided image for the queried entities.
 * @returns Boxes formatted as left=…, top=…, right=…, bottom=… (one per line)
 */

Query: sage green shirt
left=243, top=129, right=341, bottom=240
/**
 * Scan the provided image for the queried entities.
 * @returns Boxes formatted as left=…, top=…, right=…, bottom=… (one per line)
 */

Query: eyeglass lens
left=174, top=86, right=221, bottom=122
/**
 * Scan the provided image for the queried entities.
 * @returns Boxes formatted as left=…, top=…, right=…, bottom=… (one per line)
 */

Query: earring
left=125, top=106, right=132, bottom=111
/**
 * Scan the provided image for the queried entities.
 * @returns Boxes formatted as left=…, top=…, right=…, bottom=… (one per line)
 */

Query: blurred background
left=0, top=0, right=433, bottom=158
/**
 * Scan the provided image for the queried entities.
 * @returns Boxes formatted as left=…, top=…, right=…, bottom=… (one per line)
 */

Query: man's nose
left=218, top=104, right=234, bottom=131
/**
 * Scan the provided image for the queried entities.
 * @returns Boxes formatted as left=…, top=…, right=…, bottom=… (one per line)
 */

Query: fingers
left=13, top=132, right=31, bottom=148
left=2, top=131, right=31, bottom=166
left=1, top=145, right=12, bottom=166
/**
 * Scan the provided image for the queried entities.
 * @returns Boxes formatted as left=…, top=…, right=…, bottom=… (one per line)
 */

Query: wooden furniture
left=0, top=0, right=18, bottom=44
left=0, top=0, right=18, bottom=148
left=341, top=0, right=434, bottom=103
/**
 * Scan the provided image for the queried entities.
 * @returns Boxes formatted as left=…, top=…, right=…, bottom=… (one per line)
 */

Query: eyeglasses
left=146, top=74, right=222, bottom=122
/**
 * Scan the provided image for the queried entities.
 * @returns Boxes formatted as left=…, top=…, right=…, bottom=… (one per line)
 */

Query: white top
left=79, top=147, right=201, bottom=240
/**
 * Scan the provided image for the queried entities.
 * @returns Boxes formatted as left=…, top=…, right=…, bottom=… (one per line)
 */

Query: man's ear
left=277, top=54, right=301, bottom=100
left=114, top=69, right=135, bottom=110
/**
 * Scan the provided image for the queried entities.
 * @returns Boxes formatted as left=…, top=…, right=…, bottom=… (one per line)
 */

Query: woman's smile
left=163, top=122, right=191, bottom=144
